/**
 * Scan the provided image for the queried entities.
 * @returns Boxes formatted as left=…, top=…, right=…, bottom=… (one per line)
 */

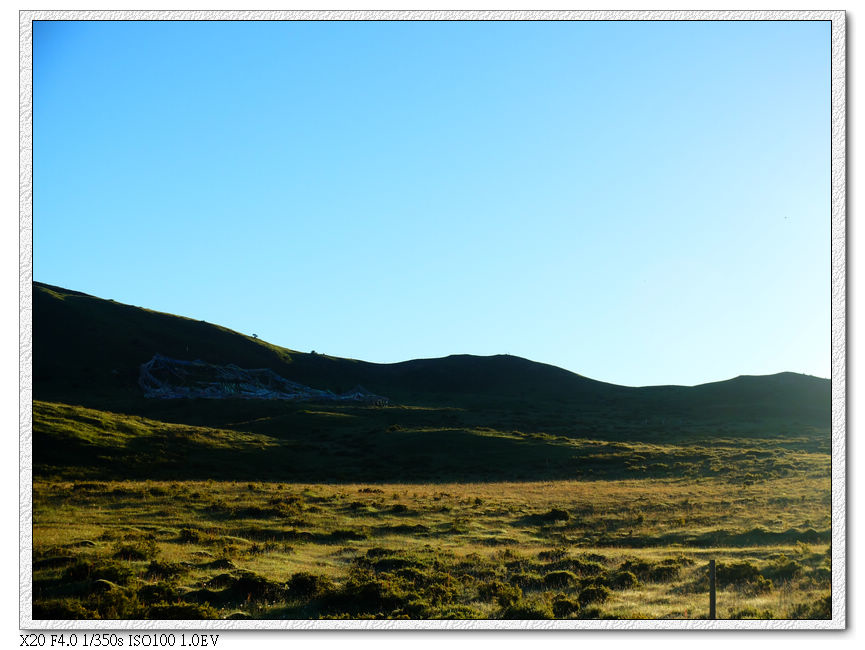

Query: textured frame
left=19, top=9, right=847, bottom=631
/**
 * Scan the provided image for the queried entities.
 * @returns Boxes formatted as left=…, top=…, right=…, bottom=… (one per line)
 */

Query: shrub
left=551, top=595, right=580, bottom=618
left=137, top=582, right=181, bottom=604
left=500, top=601, right=554, bottom=619
left=287, top=572, right=334, bottom=598
left=578, top=585, right=611, bottom=607
left=477, top=581, right=522, bottom=608
left=716, top=561, right=762, bottom=586
left=509, top=572, right=544, bottom=591
left=34, top=554, right=77, bottom=570
left=743, top=574, right=773, bottom=596
left=395, top=567, right=436, bottom=587
left=647, top=564, right=679, bottom=582
left=607, top=570, right=639, bottom=590
left=436, top=604, right=484, bottom=619
left=809, top=567, right=832, bottom=585
left=224, top=571, right=287, bottom=602
left=62, top=559, right=135, bottom=586
left=578, top=606, right=605, bottom=619
left=178, top=528, right=204, bottom=544
left=789, top=595, right=831, bottom=620
left=538, top=548, right=568, bottom=562
left=146, top=560, right=189, bottom=578
left=324, top=529, right=367, bottom=542
left=538, top=508, right=570, bottom=523
left=762, top=556, right=803, bottom=584
left=113, top=539, right=158, bottom=561
left=728, top=607, right=774, bottom=620
left=319, top=572, right=404, bottom=616
left=89, top=587, right=145, bottom=619
left=618, top=559, right=652, bottom=580
left=425, top=577, right=461, bottom=606
left=564, top=558, right=607, bottom=576
left=542, top=570, right=578, bottom=589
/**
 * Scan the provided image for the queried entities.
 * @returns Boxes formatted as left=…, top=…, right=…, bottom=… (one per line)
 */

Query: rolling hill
left=30, top=281, right=831, bottom=482
left=32, top=281, right=829, bottom=420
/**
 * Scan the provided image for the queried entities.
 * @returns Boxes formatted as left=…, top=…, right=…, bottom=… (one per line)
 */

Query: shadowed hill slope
left=32, top=281, right=830, bottom=427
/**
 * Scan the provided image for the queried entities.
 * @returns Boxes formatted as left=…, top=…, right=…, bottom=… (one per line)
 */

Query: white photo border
left=19, top=8, right=847, bottom=631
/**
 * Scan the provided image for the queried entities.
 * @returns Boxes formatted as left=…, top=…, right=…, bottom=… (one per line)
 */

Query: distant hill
left=32, top=281, right=830, bottom=427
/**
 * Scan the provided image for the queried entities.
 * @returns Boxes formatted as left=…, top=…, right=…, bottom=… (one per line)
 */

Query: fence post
left=709, top=559, right=716, bottom=620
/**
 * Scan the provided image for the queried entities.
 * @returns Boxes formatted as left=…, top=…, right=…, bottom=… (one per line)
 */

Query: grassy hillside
left=33, top=400, right=828, bottom=483
left=33, top=281, right=830, bottom=429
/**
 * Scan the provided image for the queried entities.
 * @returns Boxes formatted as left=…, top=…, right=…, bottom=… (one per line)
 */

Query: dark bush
left=618, top=559, right=653, bottom=580
left=62, top=559, right=135, bottom=586
left=89, top=587, right=145, bottom=619
left=551, top=595, right=581, bottom=618
left=178, top=528, right=204, bottom=544
left=538, top=508, right=570, bottom=523
left=500, top=602, right=554, bottom=619
left=34, top=555, right=77, bottom=570
left=113, top=539, right=158, bottom=561
left=509, top=572, right=544, bottom=591
left=810, top=567, right=831, bottom=585
left=543, top=570, right=578, bottom=589
left=578, top=585, right=611, bottom=607
left=538, top=548, right=568, bottom=562
left=790, top=595, right=831, bottom=620
left=319, top=573, right=404, bottom=616
left=394, top=566, right=436, bottom=587
left=562, top=558, right=607, bottom=576
left=287, top=572, right=334, bottom=598
left=744, top=574, right=773, bottom=595
left=607, top=570, right=639, bottom=590
left=324, top=529, right=367, bottom=542
left=146, top=560, right=189, bottom=578
left=137, top=582, right=180, bottom=604
left=425, top=577, right=461, bottom=606
left=716, top=561, right=762, bottom=585
left=225, top=571, right=287, bottom=602
left=762, top=556, right=803, bottom=584
left=477, top=581, right=522, bottom=608
left=647, top=564, right=679, bottom=582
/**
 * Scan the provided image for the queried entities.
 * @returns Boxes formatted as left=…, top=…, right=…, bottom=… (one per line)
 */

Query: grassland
left=32, top=477, right=830, bottom=620
left=32, top=399, right=831, bottom=621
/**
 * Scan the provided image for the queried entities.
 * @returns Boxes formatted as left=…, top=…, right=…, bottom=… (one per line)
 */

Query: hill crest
left=32, top=281, right=829, bottom=425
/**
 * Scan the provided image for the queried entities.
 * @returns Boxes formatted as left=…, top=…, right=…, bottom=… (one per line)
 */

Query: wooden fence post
left=709, top=559, right=716, bottom=620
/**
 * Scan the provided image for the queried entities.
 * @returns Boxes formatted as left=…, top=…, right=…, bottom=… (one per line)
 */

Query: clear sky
left=32, top=19, right=831, bottom=387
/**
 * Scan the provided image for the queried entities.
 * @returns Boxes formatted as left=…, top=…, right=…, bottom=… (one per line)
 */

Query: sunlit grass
left=33, top=476, right=830, bottom=620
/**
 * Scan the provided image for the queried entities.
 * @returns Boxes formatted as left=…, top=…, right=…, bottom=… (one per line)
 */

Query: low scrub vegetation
left=33, top=476, right=831, bottom=620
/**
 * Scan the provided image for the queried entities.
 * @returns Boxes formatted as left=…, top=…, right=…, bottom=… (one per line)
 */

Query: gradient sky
left=32, top=19, right=831, bottom=387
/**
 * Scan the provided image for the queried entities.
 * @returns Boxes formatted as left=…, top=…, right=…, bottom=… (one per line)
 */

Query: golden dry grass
left=32, top=475, right=831, bottom=620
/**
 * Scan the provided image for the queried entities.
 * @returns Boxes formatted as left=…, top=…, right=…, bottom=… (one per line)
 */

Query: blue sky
left=33, top=19, right=831, bottom=387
